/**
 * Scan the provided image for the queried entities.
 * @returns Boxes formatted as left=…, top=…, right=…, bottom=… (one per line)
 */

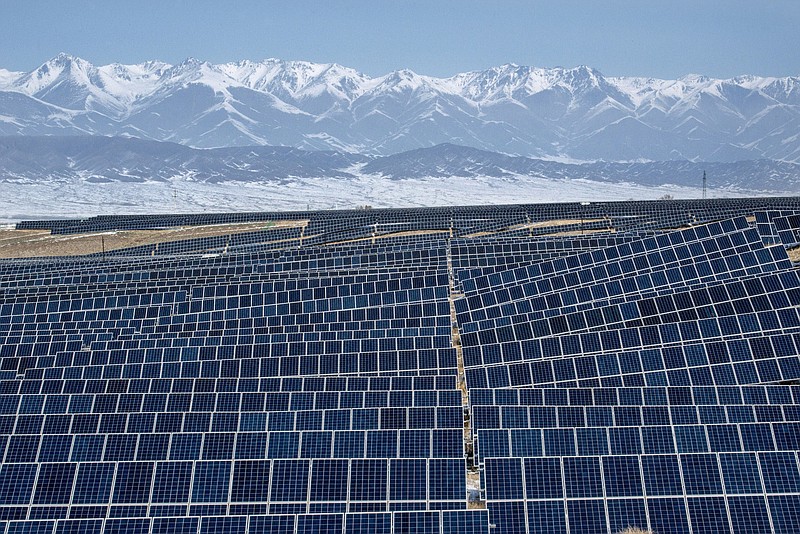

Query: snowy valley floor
left=0, top=173, right=790, bottom=224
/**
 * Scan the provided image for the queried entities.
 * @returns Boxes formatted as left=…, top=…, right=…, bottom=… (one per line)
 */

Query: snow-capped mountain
left=0, top=54, right=799, bottom=162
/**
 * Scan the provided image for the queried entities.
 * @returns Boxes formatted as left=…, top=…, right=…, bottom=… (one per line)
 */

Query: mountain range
left=2, top=136, right=799, bottom=193
left=1, top=53, right=799, bottom=163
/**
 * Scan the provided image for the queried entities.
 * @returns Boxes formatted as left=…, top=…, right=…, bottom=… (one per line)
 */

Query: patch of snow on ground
left=0, top=173, right=786, bottom=224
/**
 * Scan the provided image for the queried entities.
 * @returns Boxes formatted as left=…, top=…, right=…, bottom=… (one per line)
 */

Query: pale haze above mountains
left=1, top=53, right=799, bottom=163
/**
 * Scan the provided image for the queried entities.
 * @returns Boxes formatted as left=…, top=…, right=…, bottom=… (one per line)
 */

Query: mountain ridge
left=2, top=135, right=798, bottom=193
left=0, top=54, right=799, bottom=162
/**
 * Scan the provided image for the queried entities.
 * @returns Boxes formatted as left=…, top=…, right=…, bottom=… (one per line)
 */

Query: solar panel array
left=5, top=197, right=800, bottom=533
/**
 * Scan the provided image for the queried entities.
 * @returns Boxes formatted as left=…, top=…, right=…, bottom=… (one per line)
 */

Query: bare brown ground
left=517, top=218, right=606, bottom=229
left=0, top=220, right=306, bottom=259
left=787, top=247, right=800, bottom=262
left=540, top=228, right=617, bottom=237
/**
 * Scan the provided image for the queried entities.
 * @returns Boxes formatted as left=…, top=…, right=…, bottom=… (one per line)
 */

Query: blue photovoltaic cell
left=191, top=461, right=231, bottom=503
left=112, top=462, right=154, bottom=504
left=199, top=516, right=247, bottom=534
left=390, top=459, right=427, bottom=502
left=269, top=460, right=308, bottom=503
left=309, top=460, right=348, bottom=502
left=350, top=459, right=388, bottom=502
left=32, top=463, right=75, bottom=505
left=344, top=513, right=392, bottom=534
left=484, top=458, right=523, bottom=500
left=296, top=514, right=344, bottom=534
left=72, top=463, right=115, bottom=504
left=230, top=460, right=270, bottom=503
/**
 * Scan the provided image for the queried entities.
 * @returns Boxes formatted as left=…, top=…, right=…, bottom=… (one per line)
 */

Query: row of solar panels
left=0, top=510, right=493, bottom=534
left=0, top=388, right=463, bottom=411
left=0, top=458, right=469, bottom=510
left=0, top=375, right=459, bottom=394
left=10, top=350, right=460, bottom=380
left=0, top=404, right=464, bottom=430
left=18, top=196, right=800, bottom=234
left=0, top=430, right=464, bottom=460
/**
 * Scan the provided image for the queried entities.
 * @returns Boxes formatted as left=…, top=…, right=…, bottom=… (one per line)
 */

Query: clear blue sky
left=1, top=0, right=798, bottom=78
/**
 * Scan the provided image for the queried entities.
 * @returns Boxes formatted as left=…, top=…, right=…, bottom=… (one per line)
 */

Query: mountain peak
left=0, top=56, right=798, bottom=162
left=49, top=52, right=79, bottom=65
left=35, top=53, right=89, bottom=73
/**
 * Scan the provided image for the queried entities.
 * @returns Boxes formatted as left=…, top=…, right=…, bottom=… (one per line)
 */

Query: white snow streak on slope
left=0, top=175, right=777, bottom=224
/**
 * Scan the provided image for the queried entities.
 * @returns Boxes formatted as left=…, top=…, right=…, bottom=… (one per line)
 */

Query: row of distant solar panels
left=17, top=327, right=800, bottom=382
left=0, top=323, right=453, bottom=351
left=0, top=240, right=449, bottom=278
left=450, top=233, right=646, bottom=267
left=465, top=329, right=800, bottom=390
left=96, top=227, right=304, bottom=257
left=456, top=272, right=800, bottom=365
left=2, top=375, right=458, bottom=393
left=3, top=325, right=453, bottom=353
left=11, top=351, right=459, bottom=382
left=17, top=197, right=800, bottom=234
left=459, top=267, right=800, bottom=360
left=0, top=294, right=452, bottom=334
left=1, top=293, right=452, bottom=327
left=0, top=257, right=449, bottom=297
left=0, top=510, right=490, bottom=534
left=0, top=267, right=449, bottom=300
left=0, top=267, right=448, bottom=298
left=459, top=261, right=795, bottom=353
left=0, top=402, right=465, bottom=430
left=0, top=275, right=450, bottom=312
left=457, top=244, right=779, bottom=329
left=474, top=422, right=800, bottom=463
left=0, top=324, right=453, bottom=353
left=0, top=386, right=462, bottom=412
left=15, top=211, right=312, bottom=233
left=0, top=265, right=447, bottom=298
left=456, top=216, right=755, bottom=299
left=7, top=322, right=450, bottom=348
left=5, top=329, right=455, bottom=359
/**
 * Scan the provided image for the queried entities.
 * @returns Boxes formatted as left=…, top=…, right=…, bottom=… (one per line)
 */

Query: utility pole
left=702, top=170, right=707, bottom=200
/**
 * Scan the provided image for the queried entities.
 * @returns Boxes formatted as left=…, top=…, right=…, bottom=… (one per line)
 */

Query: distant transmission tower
left=702, top=170, right=707, bottom=199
